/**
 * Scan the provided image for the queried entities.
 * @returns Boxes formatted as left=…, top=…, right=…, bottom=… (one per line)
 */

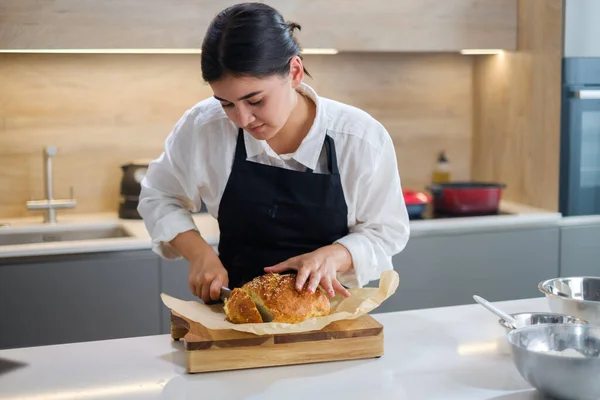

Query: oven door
left=560, top=88, right=600, bottom=216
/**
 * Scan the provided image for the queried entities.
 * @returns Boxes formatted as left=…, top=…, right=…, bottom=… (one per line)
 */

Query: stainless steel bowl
left=508, top=323, right=600, bottom=400
left=538, top=277, right=600, bottom=325
left=498, top=312, right=587, bottom=334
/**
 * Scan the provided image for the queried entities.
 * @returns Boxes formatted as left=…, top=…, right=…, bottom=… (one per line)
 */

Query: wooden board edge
left=170, top=315, right=189, bottom=341
left=170, top=310, right=384, bottom=350
left=185, top=331, right=384, bottom=374
left=170, top=309, right=382, bottom=337
left=274, top=326, right=383, bottom=344
left=185, top=336, right=274, bottom=350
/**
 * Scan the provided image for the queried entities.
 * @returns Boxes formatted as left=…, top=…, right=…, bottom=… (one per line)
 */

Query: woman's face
left=209, top=57, right=304, bottom=141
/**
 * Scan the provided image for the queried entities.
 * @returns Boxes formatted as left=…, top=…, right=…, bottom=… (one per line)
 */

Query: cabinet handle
left=574, top=90, right=600, bottom=99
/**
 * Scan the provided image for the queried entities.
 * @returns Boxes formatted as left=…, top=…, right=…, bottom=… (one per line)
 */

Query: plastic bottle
left=432, top=151, right=451, bottom=184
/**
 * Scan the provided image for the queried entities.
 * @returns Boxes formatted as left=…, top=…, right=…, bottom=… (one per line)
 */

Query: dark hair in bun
left=201, top=2, right=311, bottom=82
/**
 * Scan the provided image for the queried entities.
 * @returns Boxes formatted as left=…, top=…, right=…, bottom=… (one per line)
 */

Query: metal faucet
left=26, top=146, right=76, bottom=223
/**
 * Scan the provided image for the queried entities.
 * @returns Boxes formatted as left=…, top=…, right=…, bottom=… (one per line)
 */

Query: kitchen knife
left=220, top=286, right=232, bottom=301
left=203, top=286, right=232, bottom=305
left=255, top=304, right=274, bottom=323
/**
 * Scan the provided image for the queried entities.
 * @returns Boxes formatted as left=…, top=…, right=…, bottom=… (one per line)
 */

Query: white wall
left=565, top=0, right=600, bottom=57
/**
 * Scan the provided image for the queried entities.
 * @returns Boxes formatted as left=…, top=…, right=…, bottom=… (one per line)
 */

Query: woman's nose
left=237, top=105, right=256, bottom=127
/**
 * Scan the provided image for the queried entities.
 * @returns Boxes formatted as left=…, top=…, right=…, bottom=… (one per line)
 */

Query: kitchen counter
left=0, top=297, right=550, bottom=400
left=559, top=214, right=600, bottom=227
left=410, top=200, right=561, bottom=238
left=0, top=200, right=562, bottom=258
left=0, top=212, right=220, bottom=258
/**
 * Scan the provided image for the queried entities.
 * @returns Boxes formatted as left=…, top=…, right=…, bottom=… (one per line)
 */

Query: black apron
left=217, top=128, right=349, bottom=289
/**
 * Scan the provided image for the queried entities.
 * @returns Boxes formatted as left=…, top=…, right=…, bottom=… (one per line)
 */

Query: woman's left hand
left=264, top=244, right=353, bottom=298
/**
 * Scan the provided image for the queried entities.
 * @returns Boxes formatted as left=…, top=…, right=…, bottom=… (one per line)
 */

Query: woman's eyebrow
left=214, top=91, right=264, bottom=102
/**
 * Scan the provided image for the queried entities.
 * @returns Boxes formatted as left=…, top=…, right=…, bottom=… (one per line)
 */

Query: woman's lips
left=248, top=124, right=265, bottom=133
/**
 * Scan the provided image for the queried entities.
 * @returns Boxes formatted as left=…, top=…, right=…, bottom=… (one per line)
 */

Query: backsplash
left=0, top=52, right=473, bottom=218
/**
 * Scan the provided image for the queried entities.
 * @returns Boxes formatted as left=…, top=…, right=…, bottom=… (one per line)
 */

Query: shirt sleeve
left=137, top=110, right=204, bottom=259
left=334, top=126, right=410, bottom=288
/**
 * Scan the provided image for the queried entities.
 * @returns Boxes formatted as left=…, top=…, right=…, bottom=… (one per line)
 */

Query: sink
left=0, top=223, right=133, bottom=246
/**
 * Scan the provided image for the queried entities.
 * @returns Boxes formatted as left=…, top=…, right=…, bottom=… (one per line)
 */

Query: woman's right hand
left=188, top=251, right=229, bottom=303
left=169, top=229, right=229, bottom=303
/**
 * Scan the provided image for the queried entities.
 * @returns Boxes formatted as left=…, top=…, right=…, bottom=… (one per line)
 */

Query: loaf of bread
left=223, top=273, right=331, bottom=324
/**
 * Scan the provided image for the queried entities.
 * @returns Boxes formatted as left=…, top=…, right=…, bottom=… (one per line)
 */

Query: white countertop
left=0, top=212, right=219, bottom=259
left=410, top=200, right=562, bottom=238
left=559, top=214, right=600, bottom=227
left=0, top=199, right=564, bottom=258
left=0, top=297, right=551, bottom=400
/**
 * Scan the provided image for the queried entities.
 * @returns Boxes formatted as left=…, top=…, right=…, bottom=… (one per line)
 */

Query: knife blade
left=255, top=304, right=274, bottom=323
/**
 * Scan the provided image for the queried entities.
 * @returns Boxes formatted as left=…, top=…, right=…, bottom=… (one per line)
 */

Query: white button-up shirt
left=138, top=82, right=410, bottom=288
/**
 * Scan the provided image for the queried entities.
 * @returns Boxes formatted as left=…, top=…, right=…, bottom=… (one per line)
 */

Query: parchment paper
left=160, top=270, right=399, bottom=335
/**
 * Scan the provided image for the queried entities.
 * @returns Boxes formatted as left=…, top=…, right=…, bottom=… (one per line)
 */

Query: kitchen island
left=0, top=297, right=550, bottom=400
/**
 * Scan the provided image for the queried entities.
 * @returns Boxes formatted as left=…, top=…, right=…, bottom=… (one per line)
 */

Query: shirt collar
left=243, top=82, right=328, bottom=170
left=243, top=130, right=265, bottom=159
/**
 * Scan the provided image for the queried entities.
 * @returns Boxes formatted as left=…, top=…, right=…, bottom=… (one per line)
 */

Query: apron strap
left=235, top=128, right=247, bottom=161
left=306, top=134, right=339, bottom=175
left=324, top=134, right=339, bottom=175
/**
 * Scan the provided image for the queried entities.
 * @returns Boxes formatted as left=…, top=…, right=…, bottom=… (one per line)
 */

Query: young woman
left=138, top=2, right=410, bottom=303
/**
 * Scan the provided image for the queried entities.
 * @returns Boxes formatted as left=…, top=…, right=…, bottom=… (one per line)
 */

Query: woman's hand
left=188, top=251, right=229, bottom=303
left=170, top=229, right=228, bottom=303
left=264, top=244, right=353, bottom=298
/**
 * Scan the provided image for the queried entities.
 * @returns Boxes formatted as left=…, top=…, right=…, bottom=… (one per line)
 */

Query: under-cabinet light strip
left=460, top=49, right=504, bottom=55
left=0, top=48, right=339, bottom=55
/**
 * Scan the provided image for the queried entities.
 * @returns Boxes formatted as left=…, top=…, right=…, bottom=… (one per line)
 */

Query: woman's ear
left=288, top=56, right=305, bottom=89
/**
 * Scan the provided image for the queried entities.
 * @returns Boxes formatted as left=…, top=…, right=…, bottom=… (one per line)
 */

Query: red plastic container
left=426, top=182, right=506, bottom=215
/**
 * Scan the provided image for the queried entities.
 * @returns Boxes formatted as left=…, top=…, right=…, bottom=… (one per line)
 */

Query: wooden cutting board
left=170, top=310, right=384, bottom=373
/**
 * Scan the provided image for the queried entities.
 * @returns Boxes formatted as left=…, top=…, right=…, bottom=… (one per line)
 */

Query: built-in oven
left=560, top=58, right=600, bottom=216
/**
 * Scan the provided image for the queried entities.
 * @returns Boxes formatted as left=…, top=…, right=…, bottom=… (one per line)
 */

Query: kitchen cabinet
left=0, top=0, right=517, bottom=52
left=274, top=0, right=517, bottom=52
left=560, top=223, right=600, bottom=277
left=370, top=227, right=560, bottom=314
left=159, top=258, right=195, bottom=333
left=0, top=250, right=161, bottom=350
left=0, top=222, right=566, bottom=348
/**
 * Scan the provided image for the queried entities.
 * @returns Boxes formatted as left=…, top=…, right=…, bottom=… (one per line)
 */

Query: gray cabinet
left=0, top=224, right=567, bottom=348
left=0, top=250, right=161, bottom=350
left=371, top=227, right=560, bottom=314
left=560, top=224, right=600, bottom=277
left=159, top=258, right=196, bottom=333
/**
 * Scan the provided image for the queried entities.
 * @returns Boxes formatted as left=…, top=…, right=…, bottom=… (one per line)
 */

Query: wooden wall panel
left=0, top=0, right=517, bottom=51
left=0, top=53, right=473, bottom=218
left=306, top=53, right=473, bottom=192
left=472, top=0, right=563, bottom=211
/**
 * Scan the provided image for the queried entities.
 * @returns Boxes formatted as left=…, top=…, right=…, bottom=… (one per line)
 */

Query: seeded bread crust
left=223, top=273, right=331, bottom=324
left=223, top=288, right=263, bottom=324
